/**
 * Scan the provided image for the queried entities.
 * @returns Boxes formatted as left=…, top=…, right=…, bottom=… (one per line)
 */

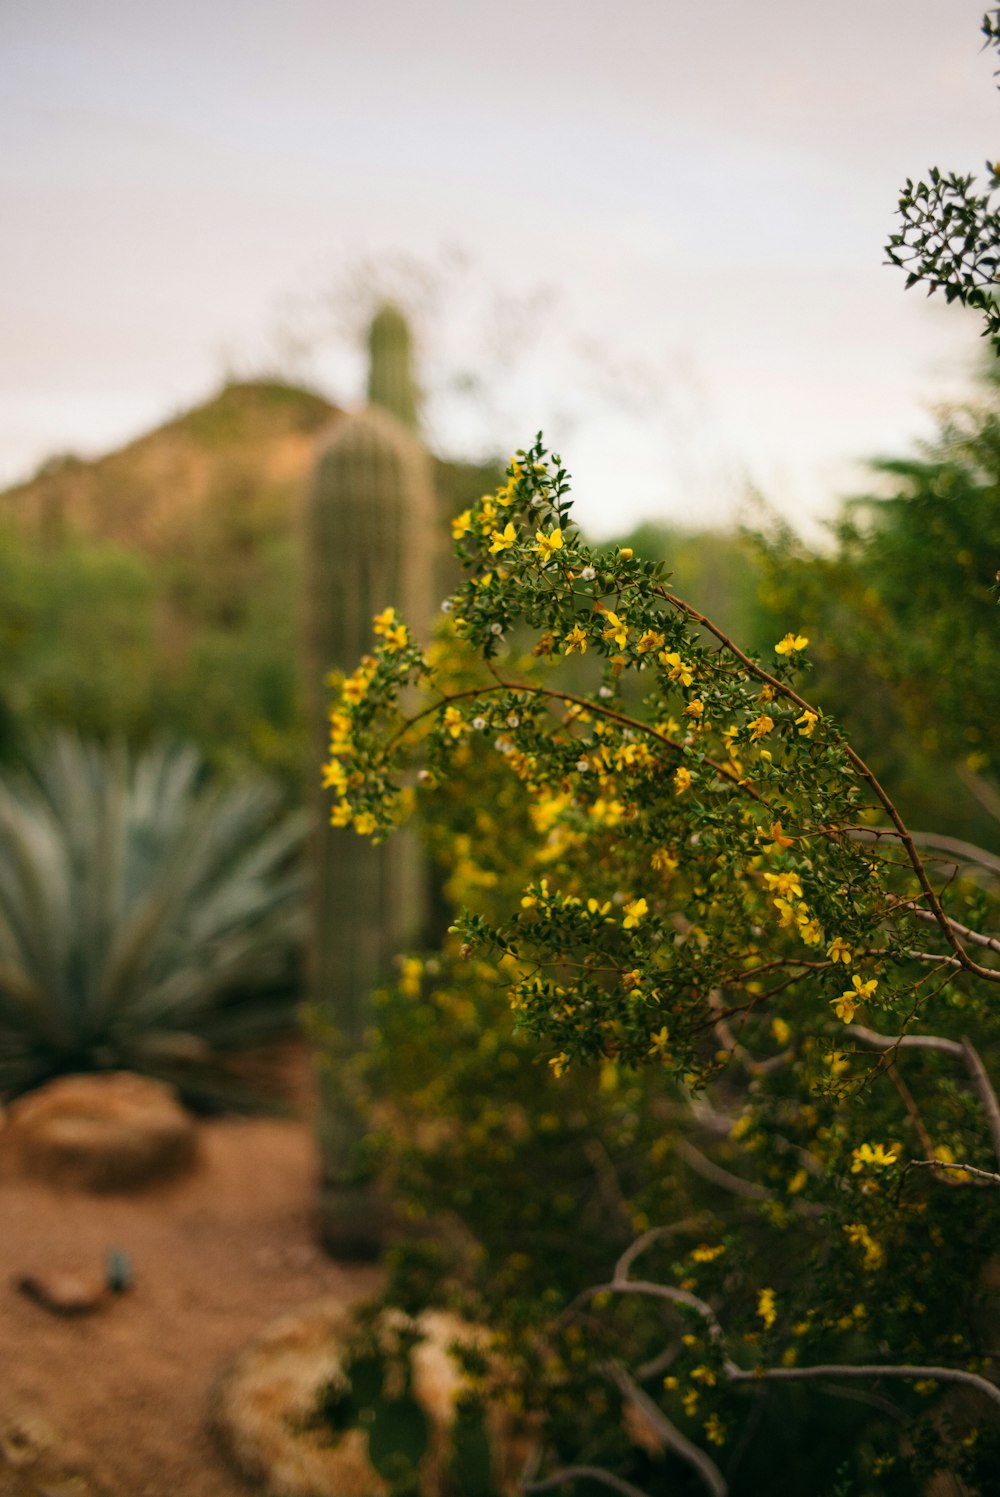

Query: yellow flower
left=353, top=811, right=377, bottom=836
left=372, top=606, right=397, bottom=635
left=691, top=1243, right=726, bottom=1263
left=489, top=522, right=518, bottom=554
left=321, top=759, right=347, bottom=792
left=636, top=628, right=665, bottom=654
left=827, top=936, right=852, bottom=964
left=771, top=1017, right=791, bottom=1046
left=534, top=526, right=563, bottom=561
left=400, top=956, right=423, bottom=998
left=787, top=1168, right=809, bottom=1195
left=825, top=1049, right=849, bottom=1077
left=763, top=870, right=803, bottom=900
left=775, top=632, right=809, bottom=655
left=691, top=1365, right=716, bottom=1386
left=673, top=766, right=693, bottom=795
left=684, top=699, right=705, bottom=718
left=749, top=713, right=774, bottom=741
left=623, top=897, right=648, bottom=929
left=766, top=820, right=794, bottom=849
left=833, top=973, right=879, bottom=1021
left=659, top=650, right=695, bottom=687
left=843, top=1222, right=884, bottom=1271
left=757, top=1287, right=777, bottom=1330
left=797, top=912, right=823, bottom=946
left=329, top=800, right=352, bottom=827
left=795, top=709, right=818, bottom=736
left=451, top=508, right=473, bottom=539
left=442, top=705, right=468, bottom=739
left=648, top=1025, right=671, bottom=1057
left=682, top=1389, right=699, bottom=1416
left=618, top=546, right=634, bottom=559
left=549, top=1052, right=570, bottom=1078
left=602, top=610, right=630, bottom=649
left=382, top=623, right=408, bottom=651
left=650, top=847, right=679, bottom=873
left=831, top=991, right=858, bottom=1024
left=704, top=1413, right=726, bottom=1447
left=341, top=668, right=371, bottom=705
left=851, top=1143, right=898, bottom=1172
left=563, top=624, right=588, bottom=655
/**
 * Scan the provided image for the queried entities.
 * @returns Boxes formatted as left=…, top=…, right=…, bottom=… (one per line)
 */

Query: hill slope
left=1, top=381, right=341, bottom=553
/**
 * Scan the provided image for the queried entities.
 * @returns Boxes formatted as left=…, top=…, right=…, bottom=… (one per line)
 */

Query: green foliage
left=318, top=1321, right=500, bottom=1497
left=0, top=736, right=305, bottom=1105
left=601, top=521, right=771, bottom=658
left=327, top=444, right=1000, bottom=1493
left=753, top=391, right=1000, bottom=844
left=886, top=8, right=1000, bottom=354
left=0, top=521, right=157, bottom=756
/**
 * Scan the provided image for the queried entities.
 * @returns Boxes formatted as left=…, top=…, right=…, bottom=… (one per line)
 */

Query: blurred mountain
left=0, top=380, right=340, bottom=553
left=0, top=379, right=500, bottom=779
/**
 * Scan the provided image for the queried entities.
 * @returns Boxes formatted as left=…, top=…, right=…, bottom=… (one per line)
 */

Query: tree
left=323, top=444, right=1000, bottom=1493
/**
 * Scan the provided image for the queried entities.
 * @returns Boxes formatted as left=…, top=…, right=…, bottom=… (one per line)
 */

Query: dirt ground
left=0, top=1105, right=382, bottom=1497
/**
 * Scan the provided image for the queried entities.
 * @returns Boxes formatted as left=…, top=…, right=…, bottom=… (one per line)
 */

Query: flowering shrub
left=324, top=443, right=1000, bottom=1493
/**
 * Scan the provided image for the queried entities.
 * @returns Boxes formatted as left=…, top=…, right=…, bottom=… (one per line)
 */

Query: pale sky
left=1, top=0, right=997, bottom=535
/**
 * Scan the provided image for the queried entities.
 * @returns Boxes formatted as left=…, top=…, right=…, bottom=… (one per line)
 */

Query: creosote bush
left=323, top=442, right=1000, bottom=1494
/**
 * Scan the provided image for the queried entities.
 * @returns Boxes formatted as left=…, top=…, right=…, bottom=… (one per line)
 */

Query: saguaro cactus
left=305, top=401, right=436, bottom=1256
left=366, top=302, right=420, bottom=432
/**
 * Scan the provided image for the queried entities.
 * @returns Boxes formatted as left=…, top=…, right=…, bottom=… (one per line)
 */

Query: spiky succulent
left=0, top=736, right=306, bottom=1103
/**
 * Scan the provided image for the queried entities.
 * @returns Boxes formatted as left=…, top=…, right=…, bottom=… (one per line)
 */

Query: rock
left=0, top=1073, right=197, bottom=1192
left=210, top=1298, right=530, bottom=1497
left=15, top=1273, right=109, bottom=1317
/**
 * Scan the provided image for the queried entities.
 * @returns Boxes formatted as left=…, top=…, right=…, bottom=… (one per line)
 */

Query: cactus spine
left=305, top=395, right=435, bottom=1258
left=367, top=303, right=420, bottom=432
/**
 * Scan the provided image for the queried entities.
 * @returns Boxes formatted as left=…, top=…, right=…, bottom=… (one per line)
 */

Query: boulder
left=211, top=1298, right=529, bottom=1497
left=0, top=1073, right=197, bottom=1191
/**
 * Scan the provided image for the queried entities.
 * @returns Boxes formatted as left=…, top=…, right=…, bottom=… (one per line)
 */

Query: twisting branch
left=724, top=1360, right=1000, bottom=1409
left=852, top=827, right=1000, bottom=881
left=910, top=1160, right=1000, bottom=1185
left=522, top=1467, right=650, bottom=1496
left=960, top=1036, right=1000, bottom=1167
left=852, top=1025, right=1000, bottom=1170
left=908, top=906, right=1000, bottom=957
left=607, top=1366, right=728, bottom=1497
left=659, top=586, right=1000, bottom=983
left=851, top=1026, right=962, bottom=1058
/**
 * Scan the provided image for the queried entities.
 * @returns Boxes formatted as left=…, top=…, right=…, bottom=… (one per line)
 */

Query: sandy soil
left=0, top=1111, right=381, bottom=1497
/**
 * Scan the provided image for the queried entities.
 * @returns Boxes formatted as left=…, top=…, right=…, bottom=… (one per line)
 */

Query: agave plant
left=0, top=736, right=306, bottom=1104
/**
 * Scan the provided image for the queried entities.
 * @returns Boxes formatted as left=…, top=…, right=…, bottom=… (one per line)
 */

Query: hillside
left=0, top=376, right=502, bottom=777
left=0, top=381, right=341, bottom=553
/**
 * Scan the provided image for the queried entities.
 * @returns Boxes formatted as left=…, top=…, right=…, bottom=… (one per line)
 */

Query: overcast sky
left=1, top=0, right=997, bottom=534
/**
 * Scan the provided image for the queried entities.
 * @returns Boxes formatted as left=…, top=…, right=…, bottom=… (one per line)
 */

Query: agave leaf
left=0, top=736, right=306, bottom=1101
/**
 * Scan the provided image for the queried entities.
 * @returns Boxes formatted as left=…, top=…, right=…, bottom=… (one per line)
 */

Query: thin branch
left=575, top=1278, right=725, bottom=1344
left=614, top=1219, right=710, bottom=1281
left=660, top=586, right=999, bottom=982
left=608, top=1366, right=728, bottom=1497
left=910, top=1159, right=1000, bottom=1185
left=675, top=1139, right=774, bottom=1202
left=724, top=1360, right=1000, bottom=1409
left=955, top=763, right=1000, bottom=828
left=908, top=907, right=1000, bottom=957
left=848, top=827, right=1000, bottom=879
left=851, top=1025, right=1000, bottom=1169
left=522, top=1466, right=650, bottom=1496
left=961, top=1036, right=1000, bottom=1168
left=851, top=1026, right=964, bottom=1058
